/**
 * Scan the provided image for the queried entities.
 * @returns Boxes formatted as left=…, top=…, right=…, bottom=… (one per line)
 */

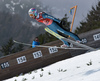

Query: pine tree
left=0, top=38, right=16, bottom=56
left=16, top=44, right=24, bottom=52
left=0, top=38, right=24, bottom=56
left=61, top=14, right=71, bottom=31
left=75, top=1, right=100, bottom=34
left=38, top=32, right=58, bottom=44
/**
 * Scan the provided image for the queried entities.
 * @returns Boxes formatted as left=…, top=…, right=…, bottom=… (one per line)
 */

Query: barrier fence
left=70, top=28, right=100, bottom=56
left=0, top=40, right=71, bottom=80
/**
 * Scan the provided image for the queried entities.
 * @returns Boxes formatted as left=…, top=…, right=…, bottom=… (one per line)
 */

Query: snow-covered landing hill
left=4, top=50, right=100, bottom=81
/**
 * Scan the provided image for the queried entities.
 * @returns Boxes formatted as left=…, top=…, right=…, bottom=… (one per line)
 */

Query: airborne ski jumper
left=28, top=8, right=82, bottom=48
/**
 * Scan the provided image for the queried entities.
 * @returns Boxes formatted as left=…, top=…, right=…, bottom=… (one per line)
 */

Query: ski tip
left=13, top=40, right=17, bottom=43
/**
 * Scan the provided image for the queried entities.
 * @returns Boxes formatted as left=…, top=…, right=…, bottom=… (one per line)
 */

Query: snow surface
left=4, top=50, right=100, bottom=81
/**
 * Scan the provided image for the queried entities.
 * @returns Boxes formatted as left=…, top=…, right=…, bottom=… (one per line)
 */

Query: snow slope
left=4, top=50, right=100, bottom=81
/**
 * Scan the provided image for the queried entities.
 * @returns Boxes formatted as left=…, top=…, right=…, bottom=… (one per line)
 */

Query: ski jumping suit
left=35, top=12, right=81, bottom=46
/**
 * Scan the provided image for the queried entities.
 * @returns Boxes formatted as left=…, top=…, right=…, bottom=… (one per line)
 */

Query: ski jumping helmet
left=28, top=8, right=38, bottom=17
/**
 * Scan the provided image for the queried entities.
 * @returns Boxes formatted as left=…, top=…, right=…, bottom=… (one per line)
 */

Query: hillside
left=4, top=50, right=100, bottom=81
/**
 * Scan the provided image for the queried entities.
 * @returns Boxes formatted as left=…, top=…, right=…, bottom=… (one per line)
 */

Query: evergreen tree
left=75, top=1, right=100, bottom=34
left=38, top=32, right=58, bottom=44
left=16, top=44, right=24, bottom=52
left=61, top=14, right=71, bottom=31
left=0, top=38, right=24, bottom=56
left=0, top=38, right=16, bottom=55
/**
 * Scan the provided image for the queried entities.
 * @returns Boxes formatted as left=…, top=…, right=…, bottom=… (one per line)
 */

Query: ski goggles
left=29, top=14, right=34, bottom=17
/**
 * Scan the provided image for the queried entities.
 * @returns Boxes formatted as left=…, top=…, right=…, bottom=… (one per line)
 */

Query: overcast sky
left=39, top=0, right=99, bottom=31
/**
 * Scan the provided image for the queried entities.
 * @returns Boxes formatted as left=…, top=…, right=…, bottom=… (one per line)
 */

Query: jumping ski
left=61, top=38, right=96, bottom=51
left=13, top=40, right=87, bottom=50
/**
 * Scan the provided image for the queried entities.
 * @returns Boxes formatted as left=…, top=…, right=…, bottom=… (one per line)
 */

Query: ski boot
left=61, top=43, right=73, bottom=48
left=61, top=44, right=69, bottom=48
left=81, top=38, right=87, bottom=44
left=76, top=38, right=87, bottom=44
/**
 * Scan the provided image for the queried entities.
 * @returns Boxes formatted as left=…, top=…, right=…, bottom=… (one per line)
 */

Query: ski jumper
left=32, top=41, right=40, bottom=48
left=35, top=12, right=81, bottom=46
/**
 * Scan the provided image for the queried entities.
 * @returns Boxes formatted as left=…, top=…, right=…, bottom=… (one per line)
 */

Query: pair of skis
left=13, top=37, right=96, bottom=51
left=13, top=40, right=83, bottom=50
